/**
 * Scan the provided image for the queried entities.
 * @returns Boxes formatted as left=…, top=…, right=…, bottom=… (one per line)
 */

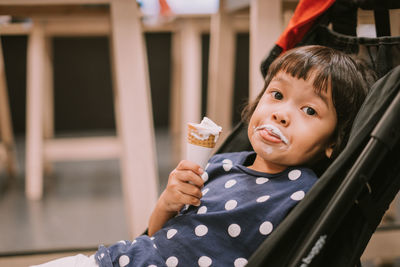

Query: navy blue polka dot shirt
left=96, top=151, right=318, bottom=267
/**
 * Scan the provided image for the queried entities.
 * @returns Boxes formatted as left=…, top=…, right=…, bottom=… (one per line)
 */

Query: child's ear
left=325, top=144, right=334, bottom=158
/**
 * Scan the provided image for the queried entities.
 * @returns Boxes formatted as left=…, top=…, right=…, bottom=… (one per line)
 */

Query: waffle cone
left=187, top=124, right=218, bottom=148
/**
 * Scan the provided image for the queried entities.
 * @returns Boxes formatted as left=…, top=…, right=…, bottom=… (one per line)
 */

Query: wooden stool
left=0, top=0, right=159, bottom=238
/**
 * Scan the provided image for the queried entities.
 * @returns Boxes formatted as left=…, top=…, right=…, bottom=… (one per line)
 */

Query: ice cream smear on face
left=254, top=124, right=289, bottom=145
left=187, top=117, right=222, bottom=169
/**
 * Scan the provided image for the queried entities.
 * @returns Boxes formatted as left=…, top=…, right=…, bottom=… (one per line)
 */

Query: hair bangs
left=279, top=53, right=332, bottom=95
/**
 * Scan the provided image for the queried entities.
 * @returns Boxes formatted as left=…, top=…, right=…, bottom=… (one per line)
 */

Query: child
left=32, top=45, right=369, bottom=267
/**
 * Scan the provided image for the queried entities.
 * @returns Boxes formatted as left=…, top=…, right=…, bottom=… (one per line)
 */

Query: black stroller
left=217, top=0, right=400, bottom=266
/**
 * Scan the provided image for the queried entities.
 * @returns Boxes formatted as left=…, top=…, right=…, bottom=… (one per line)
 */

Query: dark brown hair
left=242, top=45, right=373, bottom=160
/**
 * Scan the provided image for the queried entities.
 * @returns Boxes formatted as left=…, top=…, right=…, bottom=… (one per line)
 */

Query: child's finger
left=178, top=190, right=201, bottom=206
left=178, top=182, right=203, bottom=199
left=173, top=170, right=204, bottom=188
left=176, top=160, right=204, bottom=175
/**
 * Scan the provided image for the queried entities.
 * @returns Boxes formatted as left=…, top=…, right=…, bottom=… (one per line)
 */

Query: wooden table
left=0, top=0, right=159, bottom=238
left=0, top=0, right=289, bottom=239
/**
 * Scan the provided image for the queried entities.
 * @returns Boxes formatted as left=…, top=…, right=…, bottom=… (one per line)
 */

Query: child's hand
left=148, top=160, right=205, bottom=236
left=159, top=160, right=205, bottom=213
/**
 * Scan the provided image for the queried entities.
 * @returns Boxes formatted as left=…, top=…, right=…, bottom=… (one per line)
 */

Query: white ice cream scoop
left=186, top=117, right=222, bottom=169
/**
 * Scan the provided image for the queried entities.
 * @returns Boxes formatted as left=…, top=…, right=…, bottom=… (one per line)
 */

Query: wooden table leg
left=207, top=0, right=236, bottom=142
left=43, top=36, right=54, bottom=176
left=175, top=19, right=202, bottom=159
left=110, top=0, right=159, bottom=238
left=170, top=19, right=203, bottom=162
left=170, top=30, right=182, bottom=166
left=26, top=21, right=45, bottom=200
left=249, top=0, right=281, bottom=100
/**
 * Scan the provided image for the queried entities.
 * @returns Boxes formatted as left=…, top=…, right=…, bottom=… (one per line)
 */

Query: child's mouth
left=254, top=124, right=289, bottom=145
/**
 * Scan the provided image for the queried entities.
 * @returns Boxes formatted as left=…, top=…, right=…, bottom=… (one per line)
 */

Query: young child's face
left=248, top=71, right=337, bottom=173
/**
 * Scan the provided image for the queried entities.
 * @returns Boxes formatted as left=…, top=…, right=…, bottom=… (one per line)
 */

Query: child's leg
left=30, top=254, right=98, bottom=267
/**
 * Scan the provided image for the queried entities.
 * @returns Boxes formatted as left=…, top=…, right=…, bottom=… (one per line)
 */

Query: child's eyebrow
left=314, top=90, right=330, bottom=107
left=271, top=75, right=288, bottom=84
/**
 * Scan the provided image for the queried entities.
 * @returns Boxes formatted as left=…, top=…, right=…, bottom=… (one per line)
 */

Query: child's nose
left=272, top=111, right=290, bottom=126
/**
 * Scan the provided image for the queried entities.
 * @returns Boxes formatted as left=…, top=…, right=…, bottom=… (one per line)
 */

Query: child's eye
left=271, top=91, right=283, bottom=100
left=302, top=107, right=317, bottom=116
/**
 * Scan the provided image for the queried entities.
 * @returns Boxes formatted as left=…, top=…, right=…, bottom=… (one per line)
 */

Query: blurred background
left=0, top=0, right=250, bottom=263
left=0, top=0, right=399, bottom=266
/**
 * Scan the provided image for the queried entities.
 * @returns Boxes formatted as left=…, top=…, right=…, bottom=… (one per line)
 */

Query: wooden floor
left=0, top=129, right=172, bottom=255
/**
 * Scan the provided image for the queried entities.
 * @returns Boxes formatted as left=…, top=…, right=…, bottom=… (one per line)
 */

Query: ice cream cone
left=187, top=124, right=218, bottom=148
left=186, top=117, right=222, bottom=169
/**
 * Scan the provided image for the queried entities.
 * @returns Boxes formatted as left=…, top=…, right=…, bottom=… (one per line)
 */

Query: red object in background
left=159, top=0, right=173, bottom=16
left=276, top=0, right=336, bottom=52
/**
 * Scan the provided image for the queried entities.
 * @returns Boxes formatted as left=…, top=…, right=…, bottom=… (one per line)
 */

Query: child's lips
left=254, top=124, right=289, bottom=145
left=259, top=129, right=284, bottom=144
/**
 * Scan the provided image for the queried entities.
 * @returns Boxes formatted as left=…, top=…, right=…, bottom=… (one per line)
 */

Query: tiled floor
left=0, top=129, right=173, bottom=255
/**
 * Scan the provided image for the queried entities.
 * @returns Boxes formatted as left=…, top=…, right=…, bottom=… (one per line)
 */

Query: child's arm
left=148, top=160, right=205, bottom=236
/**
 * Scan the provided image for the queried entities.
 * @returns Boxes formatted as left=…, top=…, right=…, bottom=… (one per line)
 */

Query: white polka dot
left=119, top=255, right=130, bottom=267
left=167, top=229, right=178, bottom=239
left=197, top=206, right=207, bottom=214
left=202, top=188, right=210, bottom=196
left=132, top=240, right=137, bottom=244
left=259, top=221, right=273, bottom=235
left=228, top=224, right=241, bottom=237
left=205, top=163, right=210, bottom=170
left=225, top=179, right=237, bottom=188
left=195, top=225, right=208, bottom=237
left=148, top=265, right=157, bottom=267
left=183, top=204, right=189, bottom=211
left=225, top=200, right=238, bottom=210
left=222, top=159, right=233, bottom=171
left=118, top=240, right=126, bottom=244
left=150, top=237, right=155, bottom=240
left=198, top=256, right=212, bottom=267
left=291, top=190, right=305, bottom=201
left=201, top=172, right=209, bottom=182
left=288, top=169, right=302, bottom=180
left=256, top=177, right=269, bottom=184
left=166, top=256, right=178, bottom=267
left=256, top=195, right=270, bottom=202
left=99, top=253, right=104, bottom=259
left=234, top=258, right=248, bottom=267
